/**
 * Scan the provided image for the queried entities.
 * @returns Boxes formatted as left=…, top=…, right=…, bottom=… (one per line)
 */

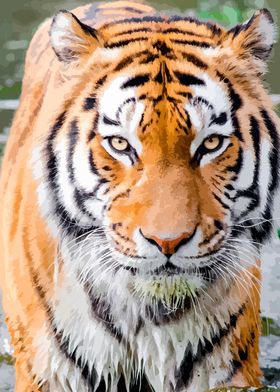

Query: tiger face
left=45, top=7, right=278, bottom=305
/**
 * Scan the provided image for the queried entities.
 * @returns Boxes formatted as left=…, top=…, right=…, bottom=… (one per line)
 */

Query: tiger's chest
left=35, top=269, right=240, bottom=392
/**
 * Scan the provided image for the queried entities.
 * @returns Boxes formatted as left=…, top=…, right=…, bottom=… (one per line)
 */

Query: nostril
left=140, top=228, right=197, bottom=255
left=139, top=229, right=163, bottom=253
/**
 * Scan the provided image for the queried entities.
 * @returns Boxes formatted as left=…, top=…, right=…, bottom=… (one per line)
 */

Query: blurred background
left=0, top=1, right=280, bottom=391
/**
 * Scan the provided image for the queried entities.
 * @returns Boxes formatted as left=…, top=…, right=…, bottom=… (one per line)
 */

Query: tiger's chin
left=130, top=273, right=201, bottom=310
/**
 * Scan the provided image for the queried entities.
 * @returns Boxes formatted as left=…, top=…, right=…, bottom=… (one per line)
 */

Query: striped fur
left=0, top=2, right=279, bottom=391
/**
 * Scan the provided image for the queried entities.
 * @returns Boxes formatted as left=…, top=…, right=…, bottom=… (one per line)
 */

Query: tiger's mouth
left=123, top=252, right=222, bottom=281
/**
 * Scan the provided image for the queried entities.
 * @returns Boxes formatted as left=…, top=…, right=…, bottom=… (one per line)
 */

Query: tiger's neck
left=36, top=251, right=261, bottom=392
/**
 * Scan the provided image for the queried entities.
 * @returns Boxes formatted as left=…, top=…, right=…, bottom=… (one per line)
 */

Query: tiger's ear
left=228, top=8, right=277, bottom=73
left=50, top=10, right=102, bottom=63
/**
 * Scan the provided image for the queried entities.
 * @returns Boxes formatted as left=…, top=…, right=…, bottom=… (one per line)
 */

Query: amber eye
left=109, top=137, right=129, bottom=152
left=203, top=135, right=222, bottom=151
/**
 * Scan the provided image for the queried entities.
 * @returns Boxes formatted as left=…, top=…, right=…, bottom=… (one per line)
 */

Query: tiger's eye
left=110, top=137, right=129, bottom=152
left=203, top=135, right=221, bottom=150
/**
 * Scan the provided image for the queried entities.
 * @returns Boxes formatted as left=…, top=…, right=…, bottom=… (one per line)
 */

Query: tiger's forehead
left=97, top=67, right=231, bottom=140
left=99, top=16, right=225, bottom=46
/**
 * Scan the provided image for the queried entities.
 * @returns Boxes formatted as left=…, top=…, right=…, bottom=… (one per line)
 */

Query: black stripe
left=113, top=27, right=152, bottom=36
left=103, top=115, right=121, bottom=126
left=213, top=192, right=230, bottom=210
left=28, top=264, right=98, bottom=389
left=105, top=37, right=148, bottom=49
left=261, top=109, right=279, bottom=195
left=139, top=52, right=160, bottom=64
left=174, top=71, right=205, bottom=86
left=46, top=112, right=84, bottom=236
left=179, top=52, right=208, bottom=69
left=171, top=39, right=214, bottom=48
left=209, top=111, right=227, bottom=126
left=83, top=96, right=96, bottom=111
left=169, top=16, right=222, bottom=37
left=88, top=112, right=99, bottom=142
left=235, top=116, right=260, bottom=218
left=85, top=284, right=124, bottom=343
left=146, top=296, right=192, bottom=326
left=192, top=96, right=213, bottom=109
left=250, top=109, right=279, bottom=243
left=225, top=147, right=243, bottom=175
left=96, top=75, right=107, bottom=88
left=68, top=120, right=100, bottom=220
left=121, top=74, right=150, bottom=89
left=175, top=307, right=243, bottom=388
left=163, top=27, right=208, bottom=38
left=216, top=72, right=243, bottom=141
left=102, top=16, right=165, bottom=29
left=55, top=330, right=97, bottom=388
left=153, top=40, right=171, bottom=55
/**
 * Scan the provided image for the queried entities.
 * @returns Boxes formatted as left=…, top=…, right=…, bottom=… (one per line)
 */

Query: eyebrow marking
left=103, top=115, right=121, bottom=126
left=174, top=72, right=205, bottom=86
left=210, top=112, right=228, bottom=126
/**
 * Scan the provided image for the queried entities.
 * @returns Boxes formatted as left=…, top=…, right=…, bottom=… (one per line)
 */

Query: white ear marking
left=255, top=10, right=277, bottom=48
left=50, top=10, right=100, bottom=63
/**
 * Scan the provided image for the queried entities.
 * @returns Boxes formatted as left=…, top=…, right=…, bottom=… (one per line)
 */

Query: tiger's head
left=39, top=7, right=279, bottom=306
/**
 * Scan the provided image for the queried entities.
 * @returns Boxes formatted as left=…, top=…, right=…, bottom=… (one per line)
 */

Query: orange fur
left=0, top=2, right=279, bottom=390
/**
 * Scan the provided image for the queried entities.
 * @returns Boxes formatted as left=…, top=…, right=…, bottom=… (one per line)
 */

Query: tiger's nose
left=140, top=229, right=196, bottom=257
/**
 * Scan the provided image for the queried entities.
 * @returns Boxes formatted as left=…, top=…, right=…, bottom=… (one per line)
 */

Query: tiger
left=0, top=1, right=279, bottom=391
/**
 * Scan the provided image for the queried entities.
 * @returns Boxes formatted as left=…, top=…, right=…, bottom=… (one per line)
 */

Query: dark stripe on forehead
left=102, top=15, right=165, bottom=28
left=114, top=49, right=154, bottom=72
left=175, top=307, right=243, bottom=389
left=174, top=71, right=205, bottom=86
left=163, top=27, right=208, bottom=38
left=171, top=39, right=214, bottom=48
left=122, top=74, right=150, bottom=89
left=104, top=37, right=148, bottom=49
left=179, top=52, right=208, bottom=69
left=113, top=27, right=152, bottom=37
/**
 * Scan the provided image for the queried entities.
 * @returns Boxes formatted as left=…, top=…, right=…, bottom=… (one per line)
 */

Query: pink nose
left=140, top=229, right=196, bottom=256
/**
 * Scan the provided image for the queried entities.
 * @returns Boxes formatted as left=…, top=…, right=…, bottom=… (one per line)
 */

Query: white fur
left=187, top=74, right=233, bottom=165
left=98, top=75, right=145, bottom=166
left=259, top=137, right=272, bottom=212
left=235, top=149, right=255, bottom=190
left=255, top=11, right=276, bottom=48
left=32, top=231, right=257, bottom=391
